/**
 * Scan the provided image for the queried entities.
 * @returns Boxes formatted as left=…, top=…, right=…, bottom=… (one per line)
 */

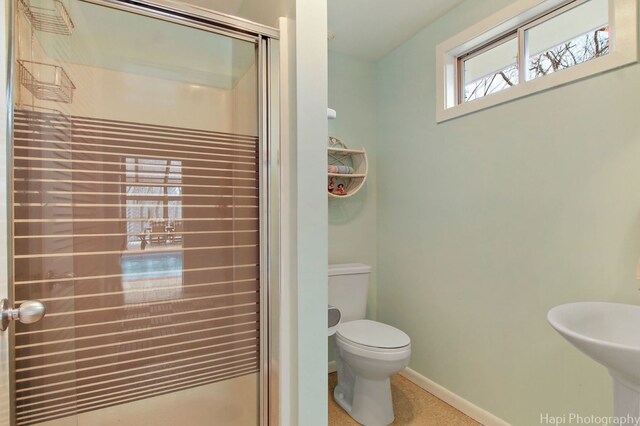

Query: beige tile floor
left=328, top=373, right=481, bottom=426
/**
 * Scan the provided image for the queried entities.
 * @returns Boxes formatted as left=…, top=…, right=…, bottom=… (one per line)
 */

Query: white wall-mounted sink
left=548, top=302, right=640, bottom=419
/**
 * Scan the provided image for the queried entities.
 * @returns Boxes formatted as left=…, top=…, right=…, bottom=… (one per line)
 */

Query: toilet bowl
left=333, top=319, right=411, bottom=426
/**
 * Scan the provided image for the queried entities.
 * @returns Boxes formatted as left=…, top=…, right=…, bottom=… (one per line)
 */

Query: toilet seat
left=336, top=319, right=410, bottom=350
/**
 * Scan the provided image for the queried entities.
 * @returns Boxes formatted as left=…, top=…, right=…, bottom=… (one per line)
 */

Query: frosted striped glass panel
left=12, top=110, right=259, bottom=423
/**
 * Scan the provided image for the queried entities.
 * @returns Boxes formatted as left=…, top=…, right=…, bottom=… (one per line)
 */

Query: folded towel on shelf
left=328, top=165, right=354, bottom=174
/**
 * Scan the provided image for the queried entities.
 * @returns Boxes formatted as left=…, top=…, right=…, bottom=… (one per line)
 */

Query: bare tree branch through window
left=462, top=26, right=609, bottom=103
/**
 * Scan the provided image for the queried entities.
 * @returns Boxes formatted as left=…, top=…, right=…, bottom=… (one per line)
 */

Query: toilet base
left=334, top=353, right=397, bottom=426
left=334, top=376, right=394, bottom=426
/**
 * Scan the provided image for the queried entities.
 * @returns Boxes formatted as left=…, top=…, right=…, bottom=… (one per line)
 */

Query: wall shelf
left=328, top=136, right=368, bottom=199
left=328, top=146, right=365, bottom=155
left=328, top=173, right=367, bottom=178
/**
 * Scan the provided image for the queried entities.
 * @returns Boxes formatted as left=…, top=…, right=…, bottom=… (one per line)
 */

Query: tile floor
left=328, top=373, right=480, bottom=425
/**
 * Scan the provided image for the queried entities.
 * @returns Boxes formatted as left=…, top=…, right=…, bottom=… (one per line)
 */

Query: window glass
left=463, top=36, right=519, bottom=102
left=526, top=0, right=609, bottom=80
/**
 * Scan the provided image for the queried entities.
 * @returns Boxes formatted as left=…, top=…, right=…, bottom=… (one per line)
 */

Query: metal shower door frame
left=1, top=0, right=281, bottom=424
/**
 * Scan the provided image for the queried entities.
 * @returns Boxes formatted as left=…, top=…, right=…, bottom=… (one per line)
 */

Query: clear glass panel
left=462, top=36, right=519, bottom=102
left=526, top=0, right=609, bottom=80
left=12, top=0, right=260, bottom=424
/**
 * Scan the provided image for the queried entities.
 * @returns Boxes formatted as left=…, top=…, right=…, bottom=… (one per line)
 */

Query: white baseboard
left=400, top=368, right=511, bottom=426
left=328, top=360, right=337, bottom=374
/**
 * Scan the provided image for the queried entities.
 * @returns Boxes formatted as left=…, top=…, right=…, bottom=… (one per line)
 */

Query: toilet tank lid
left=328, top=263, right=371, bottom=276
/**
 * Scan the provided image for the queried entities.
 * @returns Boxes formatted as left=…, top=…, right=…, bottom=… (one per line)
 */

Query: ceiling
left=328, top=0, right=466, bottom=61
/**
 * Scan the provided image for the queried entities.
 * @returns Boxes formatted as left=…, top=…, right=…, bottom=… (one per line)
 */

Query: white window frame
left=435, top=0, right=637, bottom=122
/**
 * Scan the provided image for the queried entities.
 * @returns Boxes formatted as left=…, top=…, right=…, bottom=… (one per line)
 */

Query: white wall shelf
left=328, top=136, right=368, bottom=199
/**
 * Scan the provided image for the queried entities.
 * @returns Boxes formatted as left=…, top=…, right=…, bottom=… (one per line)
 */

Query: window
left=436, top=0, right=637, bottom=122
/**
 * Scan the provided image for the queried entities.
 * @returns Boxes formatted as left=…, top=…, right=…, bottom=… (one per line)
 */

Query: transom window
left=436, top=0, right=637, bottom=122
left=460, top=0, right=609, bottom=103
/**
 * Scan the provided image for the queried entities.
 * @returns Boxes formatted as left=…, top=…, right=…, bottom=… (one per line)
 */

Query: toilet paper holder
left=328, top=305, right=341, bottom=336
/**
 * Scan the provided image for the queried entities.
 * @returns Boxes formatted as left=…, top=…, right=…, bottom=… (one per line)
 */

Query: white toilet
left=329, top=264, right=411, bottom=426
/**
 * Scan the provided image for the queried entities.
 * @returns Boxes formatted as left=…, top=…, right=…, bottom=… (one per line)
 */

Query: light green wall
left=375, top=1, right=640, bottom=425
left=327, top=51, right=378, bottom=364
left=328, top=51, right=378, bottom=320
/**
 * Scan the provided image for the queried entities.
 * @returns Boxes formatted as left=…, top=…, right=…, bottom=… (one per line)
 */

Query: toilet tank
left=328, top=263, right=371, bottom=323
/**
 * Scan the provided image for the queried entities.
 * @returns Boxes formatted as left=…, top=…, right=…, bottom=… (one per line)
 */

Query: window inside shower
left=11, top=0, right=262, bottom=424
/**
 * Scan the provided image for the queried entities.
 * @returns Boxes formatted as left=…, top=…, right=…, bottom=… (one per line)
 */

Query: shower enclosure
left=0, top=0, right=280, bottom=424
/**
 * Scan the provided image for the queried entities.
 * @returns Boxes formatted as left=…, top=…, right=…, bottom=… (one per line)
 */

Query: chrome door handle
left=0, top=299, right=46, bottom=331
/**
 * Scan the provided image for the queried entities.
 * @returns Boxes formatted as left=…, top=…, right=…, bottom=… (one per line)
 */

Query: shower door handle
left=0, top=299, right=46, bottom=331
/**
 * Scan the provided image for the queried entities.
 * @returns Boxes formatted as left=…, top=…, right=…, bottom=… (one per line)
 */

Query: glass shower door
left=7, top=0, right=264, bottom=424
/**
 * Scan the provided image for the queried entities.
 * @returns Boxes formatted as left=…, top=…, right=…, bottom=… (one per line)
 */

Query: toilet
left=329, top=264, right=411, bottom=426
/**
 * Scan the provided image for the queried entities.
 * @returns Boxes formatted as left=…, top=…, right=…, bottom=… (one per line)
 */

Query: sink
left=548, top=302, right=640, bottom=420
